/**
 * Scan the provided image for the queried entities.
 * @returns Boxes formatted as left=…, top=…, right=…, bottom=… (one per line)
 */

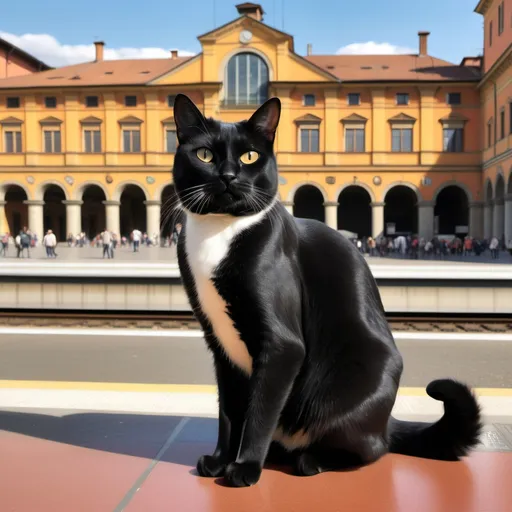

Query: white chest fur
left=185, top=207, right=271, bottom=375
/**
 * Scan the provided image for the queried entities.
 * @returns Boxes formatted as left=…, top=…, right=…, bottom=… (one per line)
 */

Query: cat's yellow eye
left=240, top=151, right=259, bottom=165
left=196, top=148, right=213, bottom=163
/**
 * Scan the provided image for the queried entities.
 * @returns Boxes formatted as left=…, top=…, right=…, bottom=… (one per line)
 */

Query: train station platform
left=1, top=251, right=512, bottom=314
left=0, top=402, right=511, bottom=512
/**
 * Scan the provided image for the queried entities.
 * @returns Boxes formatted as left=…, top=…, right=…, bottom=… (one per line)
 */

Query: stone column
left=23, top=200, right=44, bottom=241
left=324, top=202, right=338, bottom=231
left=493, top=198, right=504, bottom=239
left=281, top=201, right=294, bottom=215
left=0, top=201, right=7, bottom=235
left=418, top=201, right=435, bottom=240
left=144, top=200, right=161, bottom=237
left=102, top=200, right=120, bottom=237
left=504, top=194, right=512, bottom=246
left=483, top=201, right=493, bottom=240
left=370, top=202, right=385, bottom=239
left=469, top=201, right=484, bottom=239
left=62, top=200, right=83, bottom=237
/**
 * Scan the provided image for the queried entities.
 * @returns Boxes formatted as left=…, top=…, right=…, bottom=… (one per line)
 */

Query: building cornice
left=478, top=43, right=512, bottom=88
left=474, top=0, right=492, bottom=15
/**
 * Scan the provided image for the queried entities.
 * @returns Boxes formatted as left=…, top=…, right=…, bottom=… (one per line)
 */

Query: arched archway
left=434, top=185, right=469, bottom=237
left=4, top=185, right=28, bottom=235
left=337, top=186, right=371, bottom=236
left=43, top=185, right=66, bottom=241
left=293, top=185, right=325, bottom=222
left=225, top=52, right=269, bottom=106
left=160, top=184, right=181, bottom=240
left=120, top=185, right=146, bottom=237
left=81, top=185, right=106, bottom=239
left=496, top=174, right=505, bottom=199
left=384, top=186, right=418, bottom=235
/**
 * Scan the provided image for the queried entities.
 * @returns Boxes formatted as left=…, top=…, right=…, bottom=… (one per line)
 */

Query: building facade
left=475, top=0, right=512, bottom=245
left=0, top=2, right=508, bottom=242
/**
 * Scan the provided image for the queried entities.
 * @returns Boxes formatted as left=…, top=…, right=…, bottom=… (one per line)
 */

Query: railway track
left=0, top=310, right=511, bottom=333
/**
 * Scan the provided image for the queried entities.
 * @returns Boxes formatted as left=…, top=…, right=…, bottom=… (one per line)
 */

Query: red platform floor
left=0, top=412, right=511, bottom=512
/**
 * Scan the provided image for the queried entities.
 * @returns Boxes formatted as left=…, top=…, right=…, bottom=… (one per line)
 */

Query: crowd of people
left=2, top=223, right=511, bottom=261
left=0, top=223, right=183, bottom=259
left=350, top=234, right=512, bottom=259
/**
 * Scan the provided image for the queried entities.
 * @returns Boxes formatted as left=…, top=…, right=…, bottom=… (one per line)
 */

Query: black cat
left=172, top=94, right=481, bottom=488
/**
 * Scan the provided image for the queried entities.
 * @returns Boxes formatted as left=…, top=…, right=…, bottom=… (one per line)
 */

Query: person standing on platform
left=0, top=233, right=8, bottom=257
left=18, top=228, right=31, bottom=258
left=101, top=229, right=113, bottom=259
left=131, top=228, right=142, bottom=253
left=43, top=230, right=57, bottom=258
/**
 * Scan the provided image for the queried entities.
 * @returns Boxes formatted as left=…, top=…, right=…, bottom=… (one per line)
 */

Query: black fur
left=172, top=94, right=482, bottom=487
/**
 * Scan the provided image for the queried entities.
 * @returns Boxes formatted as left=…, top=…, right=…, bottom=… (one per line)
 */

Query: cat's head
left=172, top=94, right=280, bottom=216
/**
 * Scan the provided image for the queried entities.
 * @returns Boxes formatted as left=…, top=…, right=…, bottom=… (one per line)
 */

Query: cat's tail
left=388, top=379, right=482, bottom=461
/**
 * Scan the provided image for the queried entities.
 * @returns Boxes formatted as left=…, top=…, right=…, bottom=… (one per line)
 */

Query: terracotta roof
left=0, top=37, right=51, bottom=71
left=305, top=54, right=481, bottom=82
left=0, top=57, right=193, bottom=89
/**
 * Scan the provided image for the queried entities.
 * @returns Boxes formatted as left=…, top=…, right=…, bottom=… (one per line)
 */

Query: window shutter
left=392, top=129, right=400, bottom=152
left=133, top=130, right=141, bottom=152
left=84, top=130, right=92, bottom=153
left=54, top=131, right=62, bottom=153
left=310, top=129, right=319, bottom=152
left=15, top=131, right=22, bottom=153
left=345, top=129, right=354, bottom=152
left=93, top=130, right=101, bottom=152
left=355, top=129, right=365, bottom=152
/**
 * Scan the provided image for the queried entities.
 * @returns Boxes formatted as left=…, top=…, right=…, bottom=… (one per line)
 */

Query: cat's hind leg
left=294, top=433, right=388, bottom=477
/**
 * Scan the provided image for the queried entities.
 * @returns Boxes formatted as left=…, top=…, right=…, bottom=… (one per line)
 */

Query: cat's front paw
left=196, top=454, right=227, bottom=477
left=224, top=461, right=262, bottom=487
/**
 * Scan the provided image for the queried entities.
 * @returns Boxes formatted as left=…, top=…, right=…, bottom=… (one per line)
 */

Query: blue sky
left=1, top=0, right=483, bottom=67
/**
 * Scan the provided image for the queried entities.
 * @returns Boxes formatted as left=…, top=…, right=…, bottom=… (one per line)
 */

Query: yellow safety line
left=0, top=380, right=511, bottom=397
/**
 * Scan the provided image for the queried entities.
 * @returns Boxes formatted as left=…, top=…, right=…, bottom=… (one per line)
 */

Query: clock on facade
left=239, top=30, right=253, bottom=44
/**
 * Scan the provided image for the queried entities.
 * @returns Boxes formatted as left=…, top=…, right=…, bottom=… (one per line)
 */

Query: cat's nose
left=220, top=173, right=236, bottom=185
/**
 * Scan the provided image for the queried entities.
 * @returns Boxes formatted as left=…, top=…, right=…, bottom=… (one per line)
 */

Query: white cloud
left=336, top=41, right=415, bottom=55
left=0, top=31, right=196, bottom=67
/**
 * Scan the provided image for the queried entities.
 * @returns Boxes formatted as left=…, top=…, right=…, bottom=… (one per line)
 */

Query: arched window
left=225, top=53, right=269, bottom=106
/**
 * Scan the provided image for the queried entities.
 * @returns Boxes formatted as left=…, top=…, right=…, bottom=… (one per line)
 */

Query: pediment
left=294, top=113, right=322, bottom=124
left=439, top=113, right=469, bottom=122
left=341, top=113, right=368, bottom=123
left=80, top=116, right=103, bottom=124
left=39, top=116, right=63, bottom=125
left=161, top=116, right=175, bottom=124
left=198, top=15, right=293, bottom=48
left=118, top=115, right=143, bottom=124
left=0, top=116, right=23, bottom=125
left=388, top=113, right=416, bottom=123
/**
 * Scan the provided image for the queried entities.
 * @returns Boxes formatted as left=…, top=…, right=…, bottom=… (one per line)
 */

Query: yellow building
left=475, top=0, right=512, bottom=244
left=0, top=2, right=500, bottom=242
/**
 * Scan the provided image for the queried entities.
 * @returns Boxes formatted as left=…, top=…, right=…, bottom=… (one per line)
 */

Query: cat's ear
left=247, top=97, right=281, bottom=142
left=173, top=94, right=208, bottom=142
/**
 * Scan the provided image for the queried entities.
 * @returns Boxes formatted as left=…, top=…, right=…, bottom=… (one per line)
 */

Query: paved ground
left=1, top=244, right=511, bottom=264
left=0, top=413, right=510, bottom=512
